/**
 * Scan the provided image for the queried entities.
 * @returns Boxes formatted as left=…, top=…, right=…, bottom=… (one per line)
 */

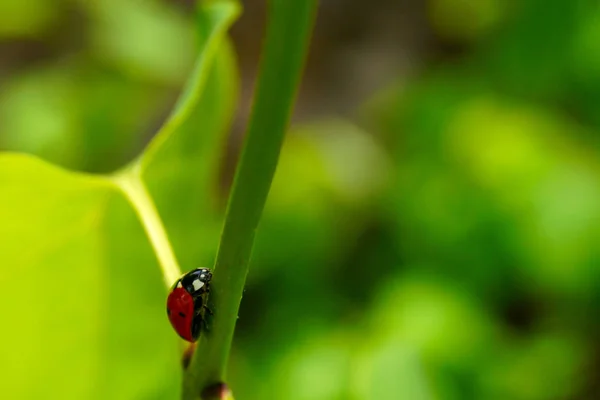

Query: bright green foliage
left=227, top=1, right=600, bottom=399
left=1, top=0, right=600, bottom=399
left=0, top=155, right=181, bottom=399
left=0, top=1, right=238, bottom=399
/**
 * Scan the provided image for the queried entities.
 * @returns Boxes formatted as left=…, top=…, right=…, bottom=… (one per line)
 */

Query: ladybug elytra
left=166, top=268, right=213, bottom=342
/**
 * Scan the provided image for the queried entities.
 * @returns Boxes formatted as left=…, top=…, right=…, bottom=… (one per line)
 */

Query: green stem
left=111, top=166, right=182, bottom=287
left=183, top=0, right=318, bottom=398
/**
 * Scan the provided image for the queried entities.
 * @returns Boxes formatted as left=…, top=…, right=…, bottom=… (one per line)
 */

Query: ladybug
left=166, top=268, right=213, bottom=342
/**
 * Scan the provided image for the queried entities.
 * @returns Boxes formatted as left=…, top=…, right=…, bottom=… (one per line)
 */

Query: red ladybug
left=166, top=268, right=213, bottom=342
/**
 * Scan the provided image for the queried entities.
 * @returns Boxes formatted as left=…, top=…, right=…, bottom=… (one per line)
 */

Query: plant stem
left=111, top=166, right=182, bottom=287
left=183, top=0, right=319, bottom=398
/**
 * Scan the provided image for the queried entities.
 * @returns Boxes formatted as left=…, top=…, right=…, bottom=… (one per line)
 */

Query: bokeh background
left=1, top=0, right=599, bottom=399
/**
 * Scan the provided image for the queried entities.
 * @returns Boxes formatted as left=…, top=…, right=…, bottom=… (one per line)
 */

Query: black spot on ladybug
left=179, top=312, right=186, bottom=318
left=167, top=308, right=171, bottom=315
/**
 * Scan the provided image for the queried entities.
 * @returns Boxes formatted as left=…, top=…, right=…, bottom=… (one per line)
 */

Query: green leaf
left=0, top=1, right=240, bottom=398
left=0, top=154, right=181, bottom=399
left=141, top=40, right=239, bottom=276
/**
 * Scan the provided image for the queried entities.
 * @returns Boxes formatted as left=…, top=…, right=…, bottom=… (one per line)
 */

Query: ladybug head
left=197, top=268, right=212, bottom=282
left=181, top=268, right=213, bottom=295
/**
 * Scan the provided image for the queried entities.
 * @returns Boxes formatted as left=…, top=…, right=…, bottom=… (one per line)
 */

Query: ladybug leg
left=201, top=305, right=213, bottom=334
left=191, top=315, right=203, bottom=340
left=193, top=296, right=205, bottom=316
left=201, top=318, right=209, bottom=333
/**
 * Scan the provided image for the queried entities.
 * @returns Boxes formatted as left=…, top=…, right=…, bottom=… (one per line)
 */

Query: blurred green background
left=1, top=0, right=599, bottom=399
